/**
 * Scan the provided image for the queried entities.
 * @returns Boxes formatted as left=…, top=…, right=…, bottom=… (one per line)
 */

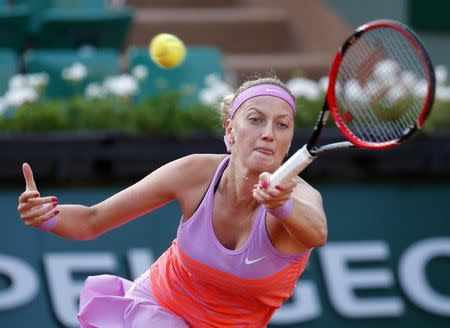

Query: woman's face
left=226, top=95, right=294, bottom=173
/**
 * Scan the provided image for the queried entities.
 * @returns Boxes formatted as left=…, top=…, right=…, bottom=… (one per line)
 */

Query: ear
left=225, top=119, right=235, bottom=145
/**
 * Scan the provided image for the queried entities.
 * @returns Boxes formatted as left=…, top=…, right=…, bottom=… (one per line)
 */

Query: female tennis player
left=17, top=76, right=327, bottom=327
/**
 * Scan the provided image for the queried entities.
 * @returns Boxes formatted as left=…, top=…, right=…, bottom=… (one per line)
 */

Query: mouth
left=255, top=147, right=274, bottom=156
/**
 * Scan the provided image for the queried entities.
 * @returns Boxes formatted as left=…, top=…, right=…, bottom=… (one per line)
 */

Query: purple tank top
left=177, top=156, right=309, bottom=279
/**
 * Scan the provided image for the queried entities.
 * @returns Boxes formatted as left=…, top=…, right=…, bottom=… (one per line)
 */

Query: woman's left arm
left=284, top=181, right=328, bottom=248
left=254, top=174, right=328, bottom=249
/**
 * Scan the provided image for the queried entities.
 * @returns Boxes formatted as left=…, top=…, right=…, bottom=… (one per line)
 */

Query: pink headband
left=230, top=83, right=296, bottom=118
left=224, top=83, right=296, bottom=152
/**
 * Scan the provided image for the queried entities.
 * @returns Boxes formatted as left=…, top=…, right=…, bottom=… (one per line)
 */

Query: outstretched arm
left=18, top=156, right=196, bottom=240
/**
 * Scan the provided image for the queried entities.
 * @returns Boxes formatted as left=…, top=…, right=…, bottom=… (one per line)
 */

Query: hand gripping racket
left=270, top=19, right=436, bottom=185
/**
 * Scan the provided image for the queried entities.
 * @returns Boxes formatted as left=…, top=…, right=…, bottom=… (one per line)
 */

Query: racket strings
left=341, top=42, right=399, bottom=142
left=336, top=26, right=430, bottom=143
left=340, top=42, right=402, bottom=142
left=341, top=48, right=400, bottom=144
left=350, top=31, right=423, bottom=141
left=359, top=30, right=422, bottom=138
left=345, top=38, right=413, bottom=142
left=385, top=32, right=425, bottom=122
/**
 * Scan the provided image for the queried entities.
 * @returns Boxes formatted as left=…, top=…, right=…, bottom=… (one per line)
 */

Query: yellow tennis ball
left=149, top=33, right=186, bottom=69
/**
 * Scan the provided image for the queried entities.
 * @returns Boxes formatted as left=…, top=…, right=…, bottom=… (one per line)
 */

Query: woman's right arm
left=18, top=155, right=208, bottom=240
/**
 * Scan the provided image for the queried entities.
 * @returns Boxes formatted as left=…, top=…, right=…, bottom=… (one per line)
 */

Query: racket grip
left=269, top=145, right=316, bottom=186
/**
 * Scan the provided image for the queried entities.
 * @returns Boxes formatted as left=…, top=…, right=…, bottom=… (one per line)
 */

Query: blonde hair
left=217, top=76, right=294, bottom=127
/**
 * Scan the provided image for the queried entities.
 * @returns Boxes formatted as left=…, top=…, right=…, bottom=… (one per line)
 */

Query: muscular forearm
left=281, top=197, right=328, bottom=248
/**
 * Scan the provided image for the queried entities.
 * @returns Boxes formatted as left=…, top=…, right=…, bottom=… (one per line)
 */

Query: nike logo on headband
left=265, top=87, right=283, bottom=93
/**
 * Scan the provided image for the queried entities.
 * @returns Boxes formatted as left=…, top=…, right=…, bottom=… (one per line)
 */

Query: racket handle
left=269, top=145, right=316, bottom=186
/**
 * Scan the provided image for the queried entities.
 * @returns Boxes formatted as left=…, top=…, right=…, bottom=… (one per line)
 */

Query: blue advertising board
left=0, top=181, right=449, bottom=327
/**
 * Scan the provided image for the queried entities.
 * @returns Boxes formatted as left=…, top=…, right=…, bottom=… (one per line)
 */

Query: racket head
left=327, top=20, right=435, bottom=150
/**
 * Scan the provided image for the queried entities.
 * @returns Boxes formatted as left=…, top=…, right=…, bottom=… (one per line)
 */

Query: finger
left=35, top=208, right=59, bottom=227
left=25, top=208, right=58, bottom=228
left=273, top=178, right=297, bottom=192
left=22, top=163, right=38, bottom=191
left=253, top=192, right=288, bottom=209
left=27, top=195, right=57, bottom=207
left=254, top=179, right=294, bottom=197
left=21, top=202, right=57, bottom=224
left=253, top=186, right=289, bottom=204
left=18, top=195, right=57, bottom=213
left=255, top=185, right=281, bottom=198
left=18, top=190, right=40, bottom=203
left=258, top=172, right=271, bottom=189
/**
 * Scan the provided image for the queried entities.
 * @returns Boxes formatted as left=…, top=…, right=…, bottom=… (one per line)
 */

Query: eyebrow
left=245, top=106, right=292, bottom=119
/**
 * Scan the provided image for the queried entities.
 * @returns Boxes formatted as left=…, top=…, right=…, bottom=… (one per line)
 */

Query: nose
left=261, top=122, right=274, bottom=141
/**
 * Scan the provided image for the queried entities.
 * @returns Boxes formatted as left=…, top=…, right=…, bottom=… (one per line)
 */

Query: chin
left=248, top=155, right=279, bottom=173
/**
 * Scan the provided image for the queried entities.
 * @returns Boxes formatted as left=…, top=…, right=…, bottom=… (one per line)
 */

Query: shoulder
left=162, top=154, right=227, bottom=193
left=168, top=154, right=227, bottom=217
left=168, top=153, right=227, bottom=178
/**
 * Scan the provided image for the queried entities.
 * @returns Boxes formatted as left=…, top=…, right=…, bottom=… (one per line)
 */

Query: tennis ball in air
left=149, top=33, right=186, bottom=69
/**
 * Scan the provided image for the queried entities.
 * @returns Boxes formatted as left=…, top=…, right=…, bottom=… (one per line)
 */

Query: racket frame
left=269, top=19, right=435, bottom=185
left=328, top=19, right=436, bottom=150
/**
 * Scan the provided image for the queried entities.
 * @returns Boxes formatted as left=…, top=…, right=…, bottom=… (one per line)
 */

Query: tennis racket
left=270, top=19, right=435, bottom=186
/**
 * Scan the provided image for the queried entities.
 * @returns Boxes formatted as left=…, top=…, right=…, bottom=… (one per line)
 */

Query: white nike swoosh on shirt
left=244, top=256, right=265, bottom=265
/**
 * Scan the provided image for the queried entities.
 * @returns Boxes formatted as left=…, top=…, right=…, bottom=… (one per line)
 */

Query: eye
left=275, top=121, right=290, bottom=129
left=249, top=116, right=263, bottom=124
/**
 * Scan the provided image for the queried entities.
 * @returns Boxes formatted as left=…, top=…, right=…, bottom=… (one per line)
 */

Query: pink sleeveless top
left=150, top=156, right=311, bottom=327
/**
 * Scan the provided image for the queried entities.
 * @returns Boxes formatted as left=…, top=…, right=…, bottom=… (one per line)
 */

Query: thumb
left=259, top=172, right=271, bottom=189
left=22, top=163, right=38, bottom=191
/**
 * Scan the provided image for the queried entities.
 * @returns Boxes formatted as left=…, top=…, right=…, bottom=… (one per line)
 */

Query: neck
left=235, top=175, right=259, bottom=183
left=219, top=165, right=259, bottom=210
